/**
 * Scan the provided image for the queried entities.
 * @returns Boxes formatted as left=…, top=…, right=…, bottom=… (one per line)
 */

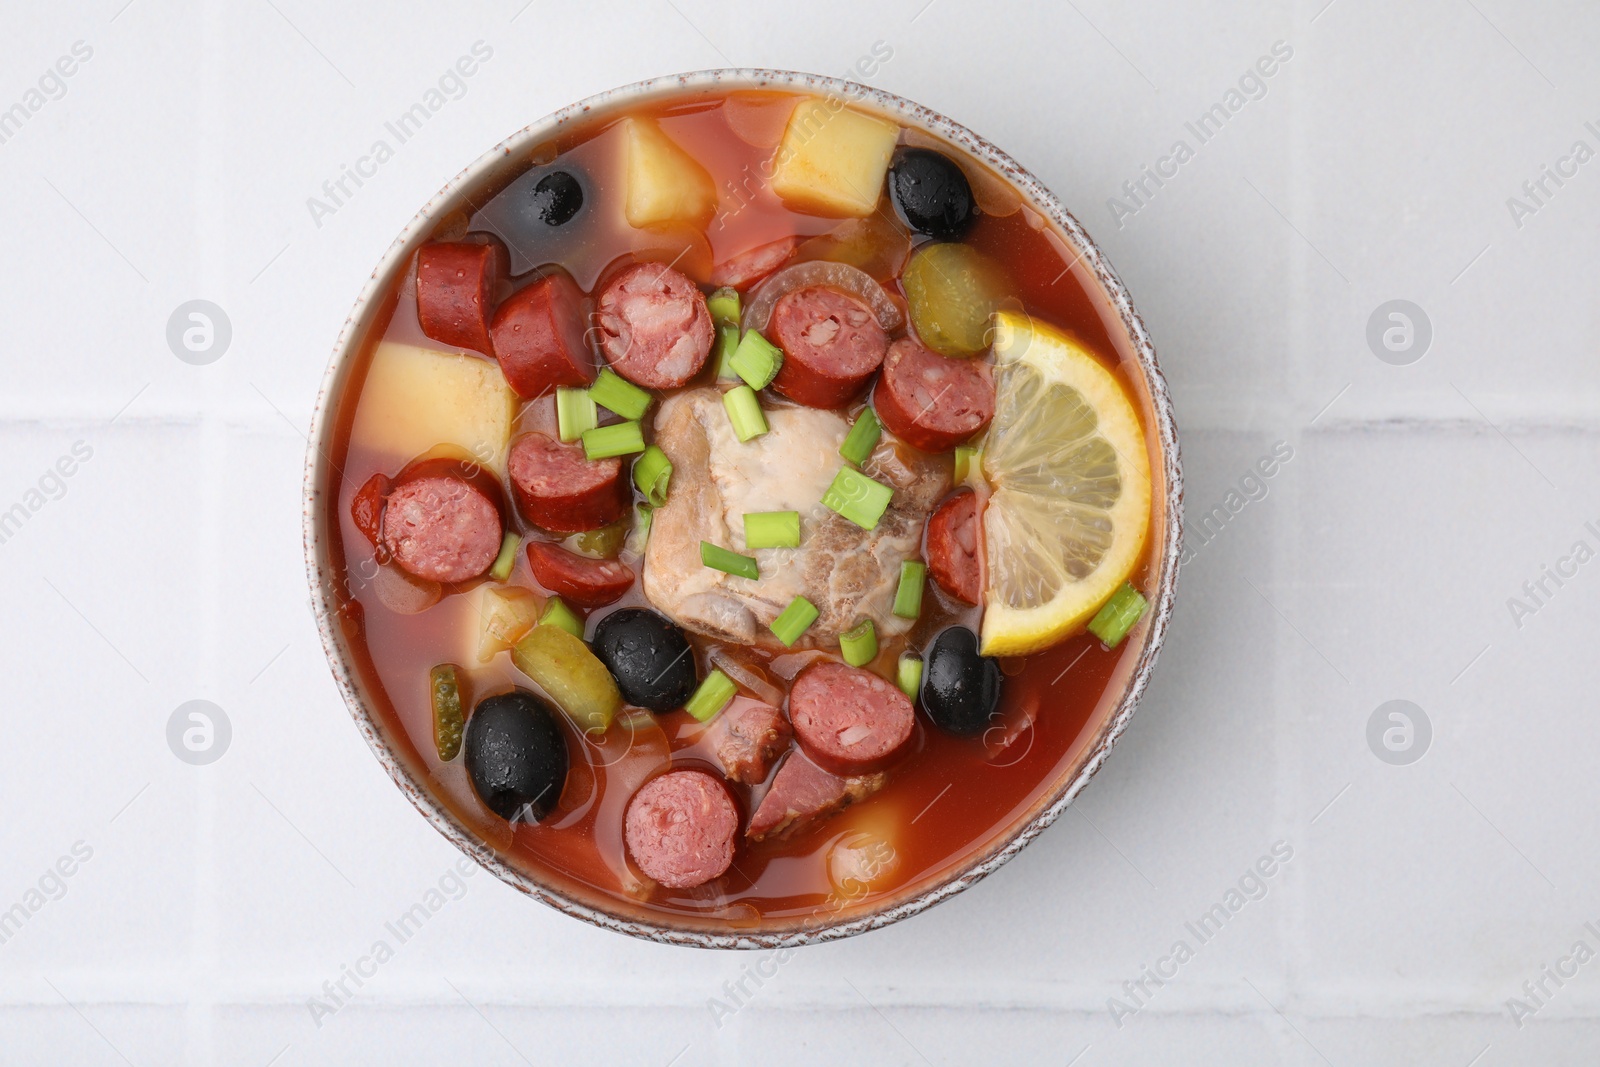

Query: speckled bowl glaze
left=303, top=68, right=1183, bottom=948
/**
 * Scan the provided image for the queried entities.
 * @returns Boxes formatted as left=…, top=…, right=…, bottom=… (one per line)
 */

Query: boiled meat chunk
left=643, top=388, right=948, bottom=648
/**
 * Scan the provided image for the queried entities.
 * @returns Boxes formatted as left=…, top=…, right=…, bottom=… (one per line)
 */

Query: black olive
left=889, top=148, right=976, bottom=240
left=921, top=627, right=1002, bottom=736
left=530, top=170, right=583, bottom=226
left=464, top=689, right=567, bottom=824
left=591, top=608, right=698, bottom=712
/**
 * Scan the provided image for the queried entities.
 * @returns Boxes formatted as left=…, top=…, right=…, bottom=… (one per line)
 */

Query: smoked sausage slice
left=926, top=489, right=981, bottom=605
left=379, top=474, right=503, bottom=584
left=490, top=273, right=596, bottom=399
left=624, top=770, right=738, bottom=889
left=788, top=660, right=914, bottom=774
left=874, top=338, right=994, bottom=453
left=594, top=262, right=714, bottom=389
left=507, top=432, right=628, bottom=533
left=768, top=286, right=888, bottom=409
left=525, top=541, right=634, bottom=607
left=350, top=472, right=390, bottom=552
left=416, top=239, right=505, bottom=356
left=710, top=236, right=800, bottom=290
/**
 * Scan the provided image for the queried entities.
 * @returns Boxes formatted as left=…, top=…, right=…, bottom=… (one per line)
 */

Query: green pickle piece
left=902, top=243, right=1009, bottom=357
left=511, top=625, right=622, bottom=732
left=570, top=521, right=628, bottom=559
left=429, top=664, right=466, bottom=761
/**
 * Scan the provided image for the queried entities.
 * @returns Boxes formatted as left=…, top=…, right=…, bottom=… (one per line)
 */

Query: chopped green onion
left=707, top=286, right=741, bottom=328
left=744, top=510, right=800, bottom=550
left=430, top=664, right=466, bottom=761
left=729, top=329, right=784, bottom=390
left=589, top=368, right=653, bottom=421
left=714, top=324, right=741, bottom=380
left=953, top=444, right=979, bottom=484
left=896, top=653, right=923, bottom=702
left=581, top=420, right=646, bottom=460
left=769, top=596, right=819, bottom=647
left=821, top=467, right=893, bottom=530
left=684, top=669, right=736, bottom=722
left=1087, top=582, right=1149, bottom=648
left=489, top=531, right=521, bottom=582
left=556, top=386, right=597, bottom=443
left=722, top=385, right=769, bottom=442
left=701, top=541, right=759, bottom=580
left=632, top=445, right=673, bottom=507
left=839, top=407, right=882, bottom=467
left=839, top=618, right=878, bottom=667
left=892, top=560, right=926, bottom=619
left=538, top=596, right=583, bottom=638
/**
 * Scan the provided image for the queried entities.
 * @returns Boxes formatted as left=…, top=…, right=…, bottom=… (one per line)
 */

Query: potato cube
left=624, top=117, right=717, bottom=229
left=771, top=100, right=899, bottom=217
left=468, top=585, right=541, bottom=664
left=351, top=341, right=516, bottom=474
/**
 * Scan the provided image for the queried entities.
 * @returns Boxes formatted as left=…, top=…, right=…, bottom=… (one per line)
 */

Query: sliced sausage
left=874, top=338, right=994, bottom=453
left=379, top=474, right=503, bottom=584
left=624, top=769, right=738, bottom=889
left=490, top=272, right=596, bottom=399
left=788, top=660, right=914, bottom=774
left=927, top=489, right=981, bottom=605
left=710, top=236, right=800, bottom=290
left=594, top=262, right=714, bottom=389
left=350, top=472, right=390, bottom=552
left=705, top=699, right=792, bottom=784
left=747, top=749, right=886, bottom=843
left=769, top=286, right=888, bottom=409
left=526, top=541, right=634, bottom=607
left=507, top=432, right=628, bottom=533
left=416, top=239, right=505, bottom=356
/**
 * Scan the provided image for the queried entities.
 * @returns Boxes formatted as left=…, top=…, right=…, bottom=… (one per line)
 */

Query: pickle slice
left=511, top=625, right=622, bottom=733
left=430, top=664, right=466, bottom=761
left=902, top=243, right=1008, bottom=357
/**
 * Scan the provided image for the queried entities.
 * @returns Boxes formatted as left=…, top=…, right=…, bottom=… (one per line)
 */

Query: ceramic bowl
left=303, top=68, right=1183, bottom=948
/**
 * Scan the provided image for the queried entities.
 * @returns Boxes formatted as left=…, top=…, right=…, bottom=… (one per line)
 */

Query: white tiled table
left=4, top=0, right=1598, bottom=1062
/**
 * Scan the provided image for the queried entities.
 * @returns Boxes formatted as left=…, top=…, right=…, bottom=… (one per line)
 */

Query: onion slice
left=707, top=646, right=785, bottom=707
left=742, top=261, right=904, bottom=335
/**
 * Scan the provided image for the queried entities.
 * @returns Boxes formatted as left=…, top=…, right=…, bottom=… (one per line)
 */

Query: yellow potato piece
left=351, top=341, right=516, bottom=475
left=624, top=117, right=717, bottom=229
left=771, top=99, right=898, bottom=217
left=467, top=585, right=540, bottom=665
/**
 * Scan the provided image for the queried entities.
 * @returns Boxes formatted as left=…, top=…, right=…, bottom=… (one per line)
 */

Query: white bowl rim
left=302, top=67, right=1184, bottom=949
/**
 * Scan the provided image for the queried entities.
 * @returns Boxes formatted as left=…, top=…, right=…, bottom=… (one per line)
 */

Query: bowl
left=303, top=68, right=1183, bottom=948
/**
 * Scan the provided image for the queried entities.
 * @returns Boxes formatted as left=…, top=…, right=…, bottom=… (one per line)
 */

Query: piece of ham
left=704, top=699, right=792, bottom=784
left=746, top=748, right=886, bottom=842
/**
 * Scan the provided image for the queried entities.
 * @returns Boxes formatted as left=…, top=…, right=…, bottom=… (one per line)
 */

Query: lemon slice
left=978, top=311, right=1152, bottom=656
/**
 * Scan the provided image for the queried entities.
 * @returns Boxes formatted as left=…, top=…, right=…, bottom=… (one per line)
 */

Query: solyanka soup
left=310, top=73, right=1176, bottom=944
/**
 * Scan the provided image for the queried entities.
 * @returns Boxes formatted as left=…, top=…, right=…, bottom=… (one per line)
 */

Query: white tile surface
left=2, top=0, right=1598, bottom=1062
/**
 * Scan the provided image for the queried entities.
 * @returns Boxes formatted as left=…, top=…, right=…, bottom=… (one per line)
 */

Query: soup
left=318, top=83, right=1167, bottom=935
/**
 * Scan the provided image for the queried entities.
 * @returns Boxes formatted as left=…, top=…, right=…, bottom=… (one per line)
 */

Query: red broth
left=319, top=88, right=1168, bottom=932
